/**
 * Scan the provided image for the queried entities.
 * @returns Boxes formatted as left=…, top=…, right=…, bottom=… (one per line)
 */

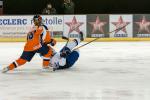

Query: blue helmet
left=33, top=15, right=42, bottom=22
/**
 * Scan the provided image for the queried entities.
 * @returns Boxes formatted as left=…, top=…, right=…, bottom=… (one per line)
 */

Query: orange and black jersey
left=24, top=25, right=51, bottom=51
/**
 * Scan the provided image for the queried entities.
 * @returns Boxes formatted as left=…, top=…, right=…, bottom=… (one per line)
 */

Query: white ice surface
left=0, top=42, right=150, bottom=100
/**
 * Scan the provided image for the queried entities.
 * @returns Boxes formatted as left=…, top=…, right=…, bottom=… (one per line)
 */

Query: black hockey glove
left=60, top=49, right=71, bottom=58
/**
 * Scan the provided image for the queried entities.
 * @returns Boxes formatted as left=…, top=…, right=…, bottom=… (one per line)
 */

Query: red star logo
left=111, top=16, right=130, bottom=33
left=89, top=16, right=107, bottom=33
left=135, top=16, right=150, bottom=33
left=65, top=16, right=84, bottom=34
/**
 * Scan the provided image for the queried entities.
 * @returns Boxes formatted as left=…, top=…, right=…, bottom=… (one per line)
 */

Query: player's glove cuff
left=50, top=39, right=56, bottom=46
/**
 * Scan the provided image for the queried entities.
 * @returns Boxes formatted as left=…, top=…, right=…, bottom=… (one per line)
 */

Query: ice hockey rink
left=0, top=42, right=150, bottom=100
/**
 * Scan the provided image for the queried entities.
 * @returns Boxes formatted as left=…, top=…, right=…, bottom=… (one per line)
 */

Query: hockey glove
left=60, top=49, right=71, bottom=58
left=50, top=39, right=56, bottom=46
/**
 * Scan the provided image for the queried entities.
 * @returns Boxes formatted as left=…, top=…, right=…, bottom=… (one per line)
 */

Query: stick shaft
left=73, top=24, right=128, bottom=50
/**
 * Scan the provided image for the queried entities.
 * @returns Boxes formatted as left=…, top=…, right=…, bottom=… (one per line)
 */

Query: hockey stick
left=60, top=32, right=72, bottom=55
left=62, top=36, right=69, bottom=41
left=73, top=24, right=129, bottom=51
left=62, top=31, right=71, bottom=47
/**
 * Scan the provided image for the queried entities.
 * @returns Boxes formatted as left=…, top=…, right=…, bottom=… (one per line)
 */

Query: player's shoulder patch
left=42, top=25, right=48, bottom=30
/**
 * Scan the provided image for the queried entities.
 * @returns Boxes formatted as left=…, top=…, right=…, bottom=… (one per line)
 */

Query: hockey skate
left=2, top=67, right=10, bottom=73
left=42, top=66, right=54, bottom=72
left=53, top=67, right=58, bottom=71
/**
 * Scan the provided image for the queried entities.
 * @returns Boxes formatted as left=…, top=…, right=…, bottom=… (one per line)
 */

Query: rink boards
left=1, top=14, right=150, bottom=42
left=1, top=38, right=150, bottom=42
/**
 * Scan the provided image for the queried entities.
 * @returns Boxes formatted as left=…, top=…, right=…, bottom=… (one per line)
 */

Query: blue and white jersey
left=50, top=38, right=80, bottom=69
left=50, top=53, right=66, bottom=68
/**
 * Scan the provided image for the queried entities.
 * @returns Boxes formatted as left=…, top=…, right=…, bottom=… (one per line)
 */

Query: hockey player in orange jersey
left=2, top=15, right=56, bottom=73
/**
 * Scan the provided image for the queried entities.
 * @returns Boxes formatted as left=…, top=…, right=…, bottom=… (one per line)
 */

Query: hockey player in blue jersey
left=50, top=32, right=84, bottom=71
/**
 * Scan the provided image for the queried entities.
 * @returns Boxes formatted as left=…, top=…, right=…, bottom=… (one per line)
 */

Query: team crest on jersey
left=39, top=26, right=43, bottom=30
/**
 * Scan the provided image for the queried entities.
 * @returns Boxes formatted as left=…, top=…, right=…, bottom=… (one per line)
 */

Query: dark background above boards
left=3, top=0, right=150, bottom=14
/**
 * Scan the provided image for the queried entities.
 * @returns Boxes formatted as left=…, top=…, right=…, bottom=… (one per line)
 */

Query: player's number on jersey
left=27, top=32, right=34, bottom=40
